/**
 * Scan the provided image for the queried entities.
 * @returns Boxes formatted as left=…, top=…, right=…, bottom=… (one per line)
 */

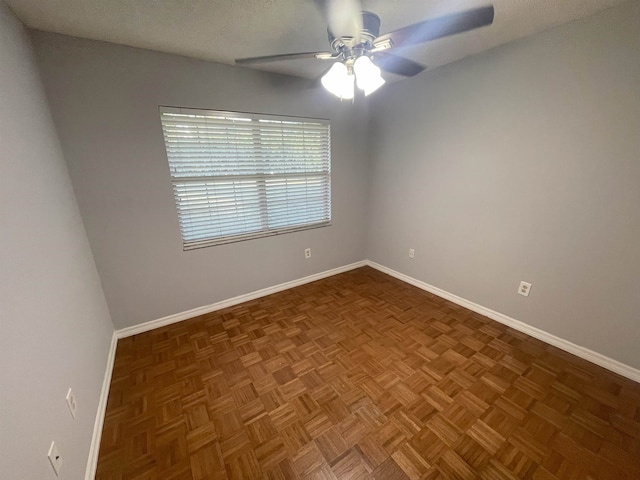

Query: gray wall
left=0, top=3, right=115, bottom=479
left=367, top=1, right=640, bottom=369
left=32, top=33, right=370, bottom=329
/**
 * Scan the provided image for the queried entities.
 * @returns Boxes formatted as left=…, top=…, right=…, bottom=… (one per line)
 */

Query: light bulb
left=321, top=62, right=355, bottom=100
left=353, top=56, right=385, bottom=96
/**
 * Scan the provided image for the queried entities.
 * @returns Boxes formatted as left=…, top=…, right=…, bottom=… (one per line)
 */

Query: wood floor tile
left=96, top=267, right=640, bottom=479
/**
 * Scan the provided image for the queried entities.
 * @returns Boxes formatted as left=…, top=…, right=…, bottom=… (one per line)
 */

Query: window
left=160, top=107, right=331, bottom=250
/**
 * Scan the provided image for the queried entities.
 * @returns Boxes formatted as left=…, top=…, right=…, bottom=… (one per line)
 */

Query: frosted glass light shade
left=321, top=62, right=355, bottom=100
left=353, top=56, right=385, bottom=96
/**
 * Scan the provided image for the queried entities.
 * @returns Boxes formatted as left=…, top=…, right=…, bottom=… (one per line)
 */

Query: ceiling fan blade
left=373, top=52, right=425, bottom=77
left=373, top=5, right=494, bottom=50
left=235, top=52, right=336, bottom=65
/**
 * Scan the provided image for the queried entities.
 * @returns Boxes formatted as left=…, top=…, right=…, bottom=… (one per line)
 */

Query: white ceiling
left=7, top=0, right=627, bottom=80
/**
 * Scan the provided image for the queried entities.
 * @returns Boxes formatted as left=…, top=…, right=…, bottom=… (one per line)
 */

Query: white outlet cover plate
left=65, top=388, right=76, bottom=418
left=48, top=441, right=62, bottom=476
left=409, top=249, right=415, bottom=258
left=518, top=281, right=532, bottom=297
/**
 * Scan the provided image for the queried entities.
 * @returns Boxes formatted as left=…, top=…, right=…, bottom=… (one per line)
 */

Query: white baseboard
left=85, top=331, right=118, bottom=480
left=366, top=260, right=640, bottom=383
left=116, top=260, right=367, bottom=339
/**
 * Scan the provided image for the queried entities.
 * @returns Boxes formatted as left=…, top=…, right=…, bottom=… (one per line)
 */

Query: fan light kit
left=321, top=56, right=385, bottom=99
left=236, top=3, right=494, bottom=101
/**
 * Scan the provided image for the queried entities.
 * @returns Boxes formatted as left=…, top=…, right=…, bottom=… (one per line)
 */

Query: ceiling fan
left=235, top=1, right=495, bottom=100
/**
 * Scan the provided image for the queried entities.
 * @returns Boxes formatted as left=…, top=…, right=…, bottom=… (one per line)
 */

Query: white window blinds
left=160, top=107, right=331, bottom=250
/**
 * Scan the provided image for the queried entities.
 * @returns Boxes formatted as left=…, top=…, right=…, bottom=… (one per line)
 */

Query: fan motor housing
left=328, top=11, right=381, bottom=54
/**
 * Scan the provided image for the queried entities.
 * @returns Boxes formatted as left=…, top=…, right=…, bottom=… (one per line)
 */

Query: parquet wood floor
left=96, top=267, right=640, bottom=479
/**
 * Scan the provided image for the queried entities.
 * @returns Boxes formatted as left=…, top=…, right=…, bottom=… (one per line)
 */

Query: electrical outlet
left=65, top=388, right=77, bottom=419
left=518, top=281, right=532, bottom=297
left=48, top=441, right=62, bottom=476
left=408, top=248, right=415, bottom=259
left=304, top=248, right=311, bottom=259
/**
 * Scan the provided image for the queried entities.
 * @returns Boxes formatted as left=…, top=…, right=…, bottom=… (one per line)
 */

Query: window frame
left=159, top=106, right=332, bottom=250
